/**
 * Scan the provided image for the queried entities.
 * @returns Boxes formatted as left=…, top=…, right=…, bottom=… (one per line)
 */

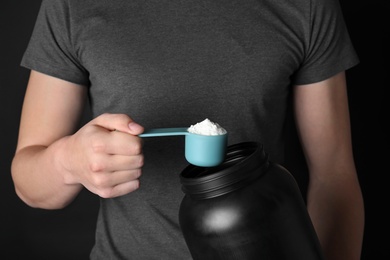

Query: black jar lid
left=180, top=142, right=269, bottom=199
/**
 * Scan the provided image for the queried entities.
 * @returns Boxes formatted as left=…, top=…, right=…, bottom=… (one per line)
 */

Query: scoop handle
left=139, top=127, right=189, bottom=137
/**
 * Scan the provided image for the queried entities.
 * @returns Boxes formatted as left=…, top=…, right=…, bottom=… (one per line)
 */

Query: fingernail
left=128, top=122, right=143, bottom=133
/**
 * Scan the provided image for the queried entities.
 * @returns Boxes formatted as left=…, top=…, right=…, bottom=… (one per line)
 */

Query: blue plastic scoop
left=139, top=127, right=228, bottom=167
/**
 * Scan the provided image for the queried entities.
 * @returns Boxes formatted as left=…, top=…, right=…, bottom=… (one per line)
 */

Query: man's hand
left=59, top=113, right=145, bottom=198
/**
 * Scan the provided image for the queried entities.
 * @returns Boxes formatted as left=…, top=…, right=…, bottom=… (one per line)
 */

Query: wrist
left=52, top=136, right=81, bottom=186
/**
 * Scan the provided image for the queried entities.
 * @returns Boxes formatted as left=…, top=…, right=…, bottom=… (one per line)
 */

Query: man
left=12, top=0, right=364, bottom=259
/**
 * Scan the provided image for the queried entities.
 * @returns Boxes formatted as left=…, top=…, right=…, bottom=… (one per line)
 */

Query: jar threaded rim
left=180, top=142, right=269, bottom=199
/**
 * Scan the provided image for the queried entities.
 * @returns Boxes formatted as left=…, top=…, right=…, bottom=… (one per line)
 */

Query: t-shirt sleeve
left=292, top=0, right=359, bottom=85
left=21, top=0, right=90, bottom=86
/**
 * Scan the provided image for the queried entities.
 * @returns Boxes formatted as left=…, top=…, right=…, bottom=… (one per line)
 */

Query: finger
left=91, top=113, right=144, bottom=135
left=98, top=130, right=143, bottom=156
left=106, top=154, right=144, bottom=172
left=92, top=171, right=141, bottom=198
left=106, top=180, right=140, bottom=198
left=96, top=169, right=142, bottom=187
left=88, top=166, right=141, bottom=188
left=87, top=153, right=143, bottom=175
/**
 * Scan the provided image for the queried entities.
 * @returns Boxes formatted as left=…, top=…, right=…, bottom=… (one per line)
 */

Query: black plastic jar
left=179, top=142, right=324, bottom=260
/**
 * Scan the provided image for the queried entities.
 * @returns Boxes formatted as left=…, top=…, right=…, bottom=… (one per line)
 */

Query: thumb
left=92, top=113, right=144, bottom=135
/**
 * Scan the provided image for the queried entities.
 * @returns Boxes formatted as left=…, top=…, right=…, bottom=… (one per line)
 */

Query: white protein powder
left=188, top=118, right=227, bottom=136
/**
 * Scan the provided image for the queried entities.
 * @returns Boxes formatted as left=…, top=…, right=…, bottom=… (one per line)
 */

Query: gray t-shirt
left=21, top=0, right=358, bottom=258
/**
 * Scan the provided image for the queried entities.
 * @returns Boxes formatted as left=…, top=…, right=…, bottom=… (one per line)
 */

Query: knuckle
left=134, top=169, right=142, bottom=179
left=110, top=113, right=129, bottom=124
left=135, top=154, right=144, bottom=168
left=98, top=188, right=112, bottom=199
left=91, top=139, right=106, bottom=153
left=132, top=142, right=143, bottom=155
left=132, top=180, right=140, bottom=191
left=127, top=180, right=140, bottom=193
left=89, top=160, right=105, bottom=173
left=99, top=112, right=113, bottom=119
left=92, top=175, right=106, bottom=188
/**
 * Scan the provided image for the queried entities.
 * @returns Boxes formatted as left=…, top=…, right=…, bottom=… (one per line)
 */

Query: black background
left=1, top=0, right=388, bottom=259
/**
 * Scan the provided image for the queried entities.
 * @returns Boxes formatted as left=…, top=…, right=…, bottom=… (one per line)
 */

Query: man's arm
left=11, top=71, right=144, bottom=209
left=12, top=70, right=87, bottom=208
left=293, top=72, right=365, bottom=260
